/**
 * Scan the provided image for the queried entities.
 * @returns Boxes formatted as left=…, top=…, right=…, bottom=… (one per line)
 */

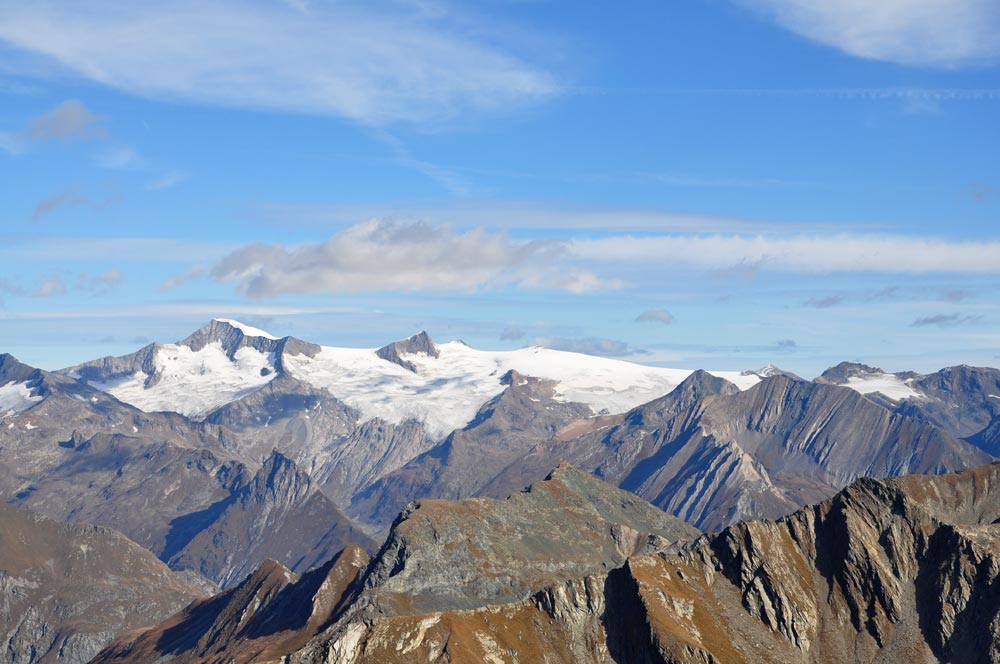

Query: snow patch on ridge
left=0, top=381, right=42, bottom=416
left=212, top=318, right=279, bottom=340
left=843, top=373, right=921, bottom=401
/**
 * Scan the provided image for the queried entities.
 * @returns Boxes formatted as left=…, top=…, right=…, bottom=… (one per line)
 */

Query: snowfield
left=91, top=341, right=278, bottom=417
left=0, top=380, right=42, bottom=417
left=83, top=319, right=762, bottom=437
left=284, top=341, right=760, bottom=438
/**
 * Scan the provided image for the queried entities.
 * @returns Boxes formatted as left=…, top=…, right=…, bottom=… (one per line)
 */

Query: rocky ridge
left=95, top=461, right=1000, bottom=663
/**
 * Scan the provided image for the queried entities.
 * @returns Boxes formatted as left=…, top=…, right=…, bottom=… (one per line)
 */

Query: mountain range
left=93, top=461, right=1000, bottom=663
left=3, top=318, right=1000, bottom=660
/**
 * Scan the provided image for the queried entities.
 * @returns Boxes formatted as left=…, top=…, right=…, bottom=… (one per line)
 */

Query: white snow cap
left=212, top=318, right=280, bottom=340
left=88, top=322, right=763, bottom=437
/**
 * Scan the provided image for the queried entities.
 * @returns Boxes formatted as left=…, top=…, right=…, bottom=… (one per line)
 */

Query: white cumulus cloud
left=211, top=219, right=614, bottom=297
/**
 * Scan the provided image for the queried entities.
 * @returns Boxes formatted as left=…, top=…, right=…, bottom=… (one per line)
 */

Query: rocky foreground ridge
left=96, top=461, right=1000, bottom=663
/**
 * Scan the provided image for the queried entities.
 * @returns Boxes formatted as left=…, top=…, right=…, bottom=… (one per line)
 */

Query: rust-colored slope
left=93, top=545, right=368, bottom=664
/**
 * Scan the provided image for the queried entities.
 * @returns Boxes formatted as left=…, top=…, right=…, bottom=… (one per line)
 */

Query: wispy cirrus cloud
left=736, top=0, right=1000, bottom=67
left=0, top=235, right=234, bottom=262
left=571, top=234, right=1000, bottom=274
left=0, top=1, right=558, bottom=125
left=803, top=295, right=845, bottom=309
left=31, top=189, right=93, bottom=221
left=500, top=325, right=525, bottom=341
left=211, top=218, right=615, bottom=297
left=95, top=145, right=141, bottom=170
left=145, top=170, right=187, bottom=191
left=159, top=264, right=206, bottom=292
left=910, top=313, right=983, bottom=327
left=81, top=269, right=123, bottom=295
left=248, top=199, right=885, bottom=234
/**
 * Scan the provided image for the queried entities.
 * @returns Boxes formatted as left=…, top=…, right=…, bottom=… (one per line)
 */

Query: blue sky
left=1, top=0, right=998, bottom=376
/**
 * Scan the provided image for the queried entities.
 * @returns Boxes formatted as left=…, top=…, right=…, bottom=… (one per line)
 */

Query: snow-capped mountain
left=66, top=319, right=762, bottom=438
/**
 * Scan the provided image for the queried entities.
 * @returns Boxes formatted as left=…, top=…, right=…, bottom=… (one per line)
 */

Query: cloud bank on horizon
left=0, top=0, right=997, bottom=376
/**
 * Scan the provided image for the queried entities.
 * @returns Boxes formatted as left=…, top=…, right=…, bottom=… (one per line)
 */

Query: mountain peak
left=211, top=318, right=280, bottom=340
left=817, top=361, right=885, bottom=384
left=181, top=319, right=284, bottom=353
left=375, top=331, right=439, bottom=373
left=0, top=353, right=38, bottom=384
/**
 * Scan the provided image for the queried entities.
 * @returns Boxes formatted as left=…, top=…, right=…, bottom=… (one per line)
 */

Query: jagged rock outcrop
left=167, top=451, right=376, bottom=588
left=374, top=331, right=438, bottom=373
left=0, top=501, right=211, bottom=664
left=68, top=319, right=322, bottom=389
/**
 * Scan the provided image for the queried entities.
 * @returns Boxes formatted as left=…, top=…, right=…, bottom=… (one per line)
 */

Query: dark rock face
left=62, top=342, right=163, bottom=387
left=374, top=331, right=438, bottom=373
left=970, top=414, right=1000, bottom=457
left=300, top=462, right=1000, bottom=663
left=0, top=501, right=211, bottom=664
left=203, top=374, right=360, bottom=462
left=0, top=353, right=41, bottom=386
left=312, top=417, right=431, bottom=509
left=815, top=360, right=886, bottom=385
left=487, top=374, right=990, bottom=532
left=179, top=318, right=322, bottom=371
left=903, top=365, right=1000, bottom=438
left=93, top=465, right=699, bottom=663
left=166, top=451, right=376, bottom=588
left=817, top=362, right=1000, bottom=443
left=349, top=371, right=593, bottom=529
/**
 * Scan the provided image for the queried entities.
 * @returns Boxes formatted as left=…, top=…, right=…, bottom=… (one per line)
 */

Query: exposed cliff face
left=0, top=501, right=211, bottom=664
